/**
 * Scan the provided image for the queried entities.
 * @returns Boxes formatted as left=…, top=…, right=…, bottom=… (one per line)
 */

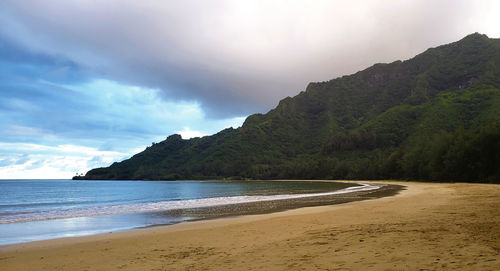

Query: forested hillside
left=78, top=33, right=500, bottom=183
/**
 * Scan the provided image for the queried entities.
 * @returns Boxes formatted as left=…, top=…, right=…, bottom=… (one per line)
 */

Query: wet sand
left=160, top=182, right=402, bottom=223
left=1, top=181, right=499, bottom=270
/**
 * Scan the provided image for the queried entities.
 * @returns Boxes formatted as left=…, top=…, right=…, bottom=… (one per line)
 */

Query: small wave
left=0, top=183, right=379, bottom=224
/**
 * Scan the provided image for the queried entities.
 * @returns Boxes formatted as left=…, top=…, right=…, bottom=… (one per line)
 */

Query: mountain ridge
left=77, top=33, right=500, bottom=182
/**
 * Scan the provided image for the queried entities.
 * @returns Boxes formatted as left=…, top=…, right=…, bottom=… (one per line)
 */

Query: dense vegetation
left=77, top=33, right=500, bottom=183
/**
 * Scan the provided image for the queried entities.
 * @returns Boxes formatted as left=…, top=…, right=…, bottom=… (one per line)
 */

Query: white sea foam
left=0, top=183, right=380, bottom=224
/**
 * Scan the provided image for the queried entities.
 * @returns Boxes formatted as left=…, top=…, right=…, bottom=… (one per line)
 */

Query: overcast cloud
left=0, top=0, right=499, bottom=178
left=3, top=0, right=499, bottom=116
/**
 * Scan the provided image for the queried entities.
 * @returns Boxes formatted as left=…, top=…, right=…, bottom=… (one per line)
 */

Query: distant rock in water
left=77, top=33, right=500, bottom=183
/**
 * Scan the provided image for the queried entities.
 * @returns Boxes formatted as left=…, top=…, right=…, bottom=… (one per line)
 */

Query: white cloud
left=0, top=142, right=125, bottom=156
left=0, top=143, right=129, bottom=179
left=176, top=127, right=207, bottom=139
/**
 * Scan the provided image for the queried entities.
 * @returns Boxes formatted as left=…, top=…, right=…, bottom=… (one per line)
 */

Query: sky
left=1, top=0, right=499, bottom=179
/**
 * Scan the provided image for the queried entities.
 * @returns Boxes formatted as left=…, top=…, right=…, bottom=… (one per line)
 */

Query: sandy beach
left=1, top=181, right=499, bottom=270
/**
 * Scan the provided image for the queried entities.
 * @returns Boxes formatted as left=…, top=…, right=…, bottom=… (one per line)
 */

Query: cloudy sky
left=1, top=0, right=499, bottom=179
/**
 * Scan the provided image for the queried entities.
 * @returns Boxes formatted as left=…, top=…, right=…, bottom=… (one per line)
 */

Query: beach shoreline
left=1, top=181, right=499, bottom=270
left=0, top=180, right=398, bottom=246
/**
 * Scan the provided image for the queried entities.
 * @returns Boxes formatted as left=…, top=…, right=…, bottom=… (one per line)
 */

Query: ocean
left=0, top=179, right=377, bottom=245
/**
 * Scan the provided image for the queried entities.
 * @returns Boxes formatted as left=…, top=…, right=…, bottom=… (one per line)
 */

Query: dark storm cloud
left=2, top=0, right=498, bottom=118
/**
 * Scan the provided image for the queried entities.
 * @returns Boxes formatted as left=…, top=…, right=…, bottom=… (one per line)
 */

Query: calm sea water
left=0, top=179, right=366, bottom=245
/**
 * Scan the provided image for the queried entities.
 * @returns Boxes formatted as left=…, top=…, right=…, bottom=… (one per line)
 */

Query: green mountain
left=77, top=33, right=500, bottom=183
